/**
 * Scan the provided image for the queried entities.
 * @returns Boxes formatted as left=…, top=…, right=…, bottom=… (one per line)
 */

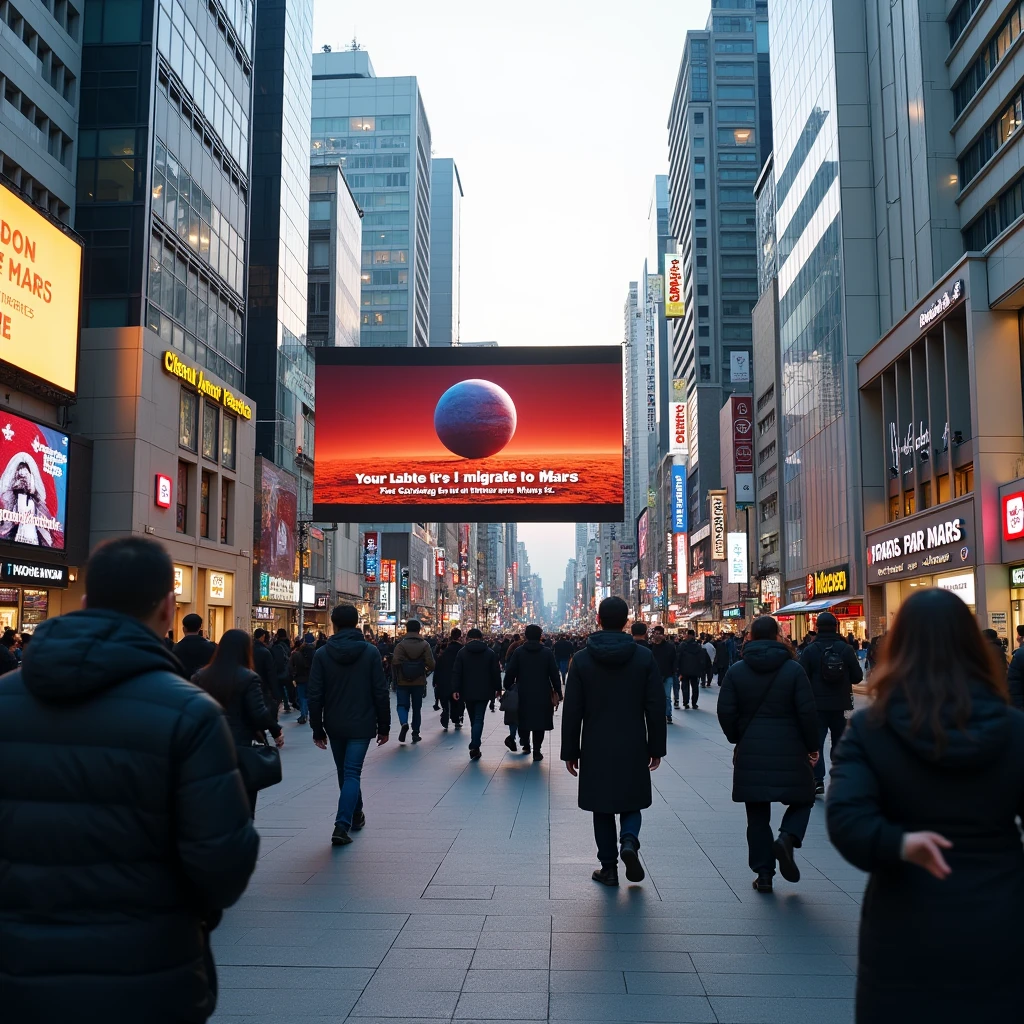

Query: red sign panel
left=155, top=473, right=173, bottom=508
left=435, top=549, right=445, bottom=577
left=1004, top=490, right=1024, bottom=541
left=732, top=396, right=753, bottom=474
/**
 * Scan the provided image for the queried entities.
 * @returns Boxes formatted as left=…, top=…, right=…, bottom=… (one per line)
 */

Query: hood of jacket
left=21, top=608, right=185, bottom=701
left=522, top=640, right=544, bottom=653
left=463, top=639, right=492, bottom=656
left=679, top=639, right=703, bottom=655
left=323, top=628, right=374, bottom=665
left=740, top=639, right=794, bottom=675
left=586, top=630, right=641, bottom=667
left=886, top=682, right=1011, bottom=767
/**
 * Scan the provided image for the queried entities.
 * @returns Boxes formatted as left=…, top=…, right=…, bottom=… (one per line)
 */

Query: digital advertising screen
left=256, top=457, right=298, bottom=581
left=0, top=410, right=69, bottom=550
left=314, top=346, right=624, bottom=522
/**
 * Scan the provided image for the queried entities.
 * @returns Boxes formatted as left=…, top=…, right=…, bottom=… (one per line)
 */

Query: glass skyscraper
left=428, top=157, right=462, bottom=347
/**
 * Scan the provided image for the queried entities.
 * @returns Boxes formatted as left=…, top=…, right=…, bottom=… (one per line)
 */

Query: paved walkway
left=212, top=685, right=861, bottom=1024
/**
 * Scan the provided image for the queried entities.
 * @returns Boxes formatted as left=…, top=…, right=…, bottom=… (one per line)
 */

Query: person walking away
left=391, top=619, right=435, bottom=743
left=0, top=627, right=18, bottom=674
left=702, top=634, right=718, bottom=687
left=194, top=629, right=284, bottom=817
left=0, top=537, right=259, bottom=1023
left=289, top=633, right=315, bottom=725
left=676, top=629, right=707, bottom=710
left=650, top=625, right=678, bottom=723
left=434, top=627, right=465, bottom=730
left=630, top=621, right=650, bottom=648
left=173, top=612, right=216, bottom=679
left=713, top=635, right=730, bottom=687
left=1007, top=627, right=1024, bottom=710
left=252, top=628, right=278, bottom=722
left=502, top=623, right=561, bottom=759
left=308, top=603, right=391, bottom=846
left=271, top=628, right=294, bottom=711
left=561, top=596, right=666, bottom=886
left=554, top=633, right=574, bottom=686
left=717, top=615, right=818, bottom=892
left=799, top=611, right=863, bottom=795
left=982, top=627, right=1008, bottom=678
left=826, top=588, right=1024, bottom=1023
left=452, top=627, right=502, bottom=760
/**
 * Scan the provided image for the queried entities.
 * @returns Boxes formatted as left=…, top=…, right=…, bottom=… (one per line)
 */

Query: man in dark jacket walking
left=433, top=627, right=465, bottom=730
left=271, top=628, right=294, bottom=711
left=391, top=619, right=436, bottom=743
left=676, top=629, right=708, bottom=710
left=252, top=628, right=278, bottom=721
left=173, top=612, right=216, bottom=679
left=799, top=611, right=863, bottom=794
left=452, top=627, right=502, bottom=760
left=553, top=633, right=574, bottom=685
left=0, top=537, right=258, bottom=1022
left=561, top=596, right=666, bottom=886
left=502, top=623, right=562, bottom=759
left=650, top=625, right=678, bottom=722
left=1008, top=636, right=1024, bottom=710
left=718, top=615, right=819, bottom=892
left=289, top=633, right=315, bottom=724
left=308, top=603, right=391, bottom=846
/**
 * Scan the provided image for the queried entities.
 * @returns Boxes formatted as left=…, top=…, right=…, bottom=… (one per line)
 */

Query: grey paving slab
left=709, top=995, right=856, bottom=1023
left=454, top=991, right=549, bottom=1019
left=548, top=970, right=626, bottom=993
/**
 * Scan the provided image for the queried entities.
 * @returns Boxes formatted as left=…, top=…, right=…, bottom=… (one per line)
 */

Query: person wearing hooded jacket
left=391, top=619, right=435, bottom=743
left=560, top=596, right=666, bottom=887
left=676, top=629, right=710, bottom=710
left=826, top=588, right=1024, bottom=1023
left=0, top=537, right=259, bottom=1024
left=502, top=623, right=562, bottom=759
left=308, top=603, right=391, bottom=847
left=452, top=627, right=502, bottom=759
left=433, top=627, right=465, bottom=730
left=718, top=615, right=819, bottom=893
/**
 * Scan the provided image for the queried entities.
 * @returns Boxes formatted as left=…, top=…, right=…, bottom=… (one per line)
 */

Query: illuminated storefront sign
left=675, top=533, right=687, bottom=594
left=669, top=378, right=688, bottom=456
left=865, top=499, right=973, bottom=583
left=671, top=465, right=687, bottom=533
left=918, top=279, right=963, bottom=330
left=162, top=350, right=252, bottom=419
left=806, top=563, right=849, bottom=600
left=664, top=253, right=685, bottom=318
left=363, top=531, right=380, bottom=582
left=710, top=490, right=727, bottom=560
left=155, top=473, right=173, bottom=508
left=0, top=557, right=68, bottom=588
left=727, top=533, right=748, bottom=584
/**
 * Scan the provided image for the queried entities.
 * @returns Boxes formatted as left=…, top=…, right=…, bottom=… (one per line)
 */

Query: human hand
left=808, top=751, right=819, bottom=765
left=313, top=734, right=328, bottom=750
left=565, top=759, right=578, bottom=777
left=901, top=831, right=953, bottom=880
left=377, top=733, right=389, bottom=746
left=275, top=733, right=285, bottom=748
left=649, top=757, right=661, bottom=771
left=452, top=692, right=460, bottom=701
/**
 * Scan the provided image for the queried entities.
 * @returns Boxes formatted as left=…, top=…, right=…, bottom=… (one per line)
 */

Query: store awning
left=774, top=600, right=809, bottom=615
left=802, top=597, right=853, bottom=612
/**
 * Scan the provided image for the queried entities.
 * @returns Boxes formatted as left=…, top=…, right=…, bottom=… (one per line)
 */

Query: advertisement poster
left=730, top=351, right=750, bottom=384
left=710, top=490, right=727, bottom=560
left=0, top=182, right=82, bottom=394
left=732, top=395, right=754, bottom=506
left=637, top=508, right=649, bottom=562
left=314, top=347, right=624, bottom=522
left=257, top=457, right=297, bottom=582
left=727, top=532, right=748, bottom=584
left=664, top=253, right=685, bottom=318
left=0, top=410, right=68, bottom=550
left=675, top=533, right=687, bottom=595
left=671, top=465, right=687, bottom=533
left=669, top=378, right=688, bottom=456
left=459, top=524, right=470, bottom=585
left=363, top=531, right=380, bottom=583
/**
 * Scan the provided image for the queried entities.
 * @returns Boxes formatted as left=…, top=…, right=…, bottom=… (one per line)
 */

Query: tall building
left=667, top=0, right=771, bottom=543
left=310, top=47, right=432, bottom=347
left=429, top=157, right=462, bottom=346
left=0, top=0, right=81, bottom=222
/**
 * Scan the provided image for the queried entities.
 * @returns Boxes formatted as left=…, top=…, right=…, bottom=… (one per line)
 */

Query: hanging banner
left=363, top=531, right=380, bottom=582
left=664, top=253, right=685, bottom=318
left=710, top=490, right=728, bottom=560
left=671, top=465, right=687, bottom=533
left=669, top=377, right=688, bottom=456
left=675, top=533, right=687, bottom=595
left=731, top=395, right=754, bottom=506
left=727, top=532, right=748, bottom=584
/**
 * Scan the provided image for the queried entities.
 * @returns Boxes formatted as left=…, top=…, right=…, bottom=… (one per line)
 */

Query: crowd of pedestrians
left=2, top=536, right=1023, bottom=1022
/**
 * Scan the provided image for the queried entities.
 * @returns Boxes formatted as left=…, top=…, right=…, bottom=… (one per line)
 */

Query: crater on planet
left=433, top=379, right=517, bottom=459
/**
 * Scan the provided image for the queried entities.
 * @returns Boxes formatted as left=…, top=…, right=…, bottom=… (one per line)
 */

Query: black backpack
left=819, top=641, right=847, bottom=685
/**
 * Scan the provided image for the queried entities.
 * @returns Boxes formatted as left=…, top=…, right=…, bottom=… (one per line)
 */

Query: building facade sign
left=727, top=533, right=747, bottom=584
left=865, top=498, right=974, bottom=583
left=806, top=563, right=850, bottom=600
left=0, top=557, right=68, bottom=588
left=671, top=465, right=687, bottom=533
left=918, top=279, right=963, bottom=330
left=162, top=350, right=252, bottom=420
left=664, top=253, right=685, bottom=317
left=731, top=395, right=754, bottom=505
left=669, top=378, right=688, bottom=455
left=710, top=490, right=727, bottom=560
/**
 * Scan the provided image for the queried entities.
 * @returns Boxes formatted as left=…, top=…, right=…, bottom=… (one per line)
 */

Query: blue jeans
left=466, top=699, right=488, bottom=750
left=663, top=676, right=675, bottom=717
left=295, top=683, right=308, bottom=718
left=593, top=810, right=642, bottom=866
left=396, top=685, right=425, bottom=734
left=558, top=659, right=569, bottom=683
left=329, top=735, right=371, bottom=829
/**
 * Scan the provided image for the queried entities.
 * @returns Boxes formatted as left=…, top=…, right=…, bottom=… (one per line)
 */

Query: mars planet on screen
left=434, top=379, right=517, bottom=459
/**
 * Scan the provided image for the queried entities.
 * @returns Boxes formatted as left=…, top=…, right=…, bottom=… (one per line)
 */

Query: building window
left=937, top=473, right=951, bottom=504
left=921, top=480, right=932, bottom=510
left=949, top=0, right=984, bottom=48
left=179, top=388, right=198, bottom=452
left=310, top=240, right=330, bottom=268
left=220, top=478, right=230, bottom=543
left=308, top=281, right=330, bottom=315
left=953, top=2, right=1024, bottom=116
left=758, top=440, right=776, bottom=465
left=77, top=128, right=137, bottom=203
left=694, top=112, right=704, bottom=124
left=698, top=325, right=709, bottom=337
left=718, top=128, right=755, bottom=147
left=700, top=364, right=712, bottom=381
left=222, top=414, right=236, bottom=471
left=958, top=89, right=1024, bottom=190
left=200, top=471, right=211, bottom=539
left=904, top=492, right=916, bottom=517
left=202, top=402, right=218, bottom=462
left=955, top=463, right=974, bottom=497
left=176, top=460, right=189, bottom=534
left=760, top=493, right=778, bottom=521
left=713, top=15, right=754, bottom=32
left=758, top=409, right=776, bottom=435
left=350, top=116, right=376, bottom=131
left=888, top=495, right=900, bottom=523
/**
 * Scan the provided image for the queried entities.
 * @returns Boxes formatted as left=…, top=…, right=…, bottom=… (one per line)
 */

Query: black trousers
left=441, top=695, right=465, bottom=726
left=744, top=801, right=813, bottom=876
left=515, top=727, right=545, bottom=751
left=682, top=677, right=701, bottom=706
left=815, top=709, right=848, bottom=783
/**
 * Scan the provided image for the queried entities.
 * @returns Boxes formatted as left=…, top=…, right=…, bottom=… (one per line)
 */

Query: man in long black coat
left=502, top=623, right=562, bottom=760
left=433, top=627, right=465, bottom=730
left=718, top=615, right=819, bottom=892
left=560, top=596, right=666, bottom=887
left=452, top=628, right=502, bottom=760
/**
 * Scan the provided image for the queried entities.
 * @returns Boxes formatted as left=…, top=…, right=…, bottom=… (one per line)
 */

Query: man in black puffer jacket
left=0, top=537, right=259, bottom=1023
left=452, top=628, right=502, bottom=759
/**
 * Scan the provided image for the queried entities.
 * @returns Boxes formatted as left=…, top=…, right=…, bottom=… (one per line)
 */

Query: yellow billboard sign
left=0, top=182, right=82, bottom=393
left=664, top=253, right=685, bottom=318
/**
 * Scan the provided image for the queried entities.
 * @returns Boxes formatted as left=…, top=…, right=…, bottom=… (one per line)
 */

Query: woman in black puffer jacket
left=195, top=630, right=283, bottom=816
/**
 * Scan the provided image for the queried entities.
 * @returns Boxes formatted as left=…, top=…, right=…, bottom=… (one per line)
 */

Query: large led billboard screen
left=314, top=346, right=624, bottom=522
left=0, top=410, right=69, bottom=550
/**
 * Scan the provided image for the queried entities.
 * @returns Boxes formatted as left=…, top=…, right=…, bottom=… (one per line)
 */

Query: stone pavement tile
left=481, top=913, right=553, bottom=931
left=216, top=945, right=388, bottom=969
left=379, top=946, right=474, bottom=970
left=700, top=973, right=857, bottom=998
left=461, top=968, right=550, bottom=992
left=349, top=988, right=460, bottom=1018
left=471, top=947, right=550, bottom=970
left=824, top=935, right=858, bottom=956
left=548, top=992, right=716, bottom=1021
left=621, top=972, right=706, bottom=995
left=615, top=933, right=763, bottom=953
left=477, top=929, right=551, bottom=949
left=548, top=969, right=626, bottom=993
left=550, top=949, right=697, bottom=973
left=709, top=995, right=855, bottom=1023
left=360, top=967, right=467, bottom=993
left=218, top=966, right=374, bottom=990
left=423, top=884, right=495, bottom=899
left=454, top=991, right=549, bottom=1019
left=214, top=986, right=359, bottom=1016
left=689, top=952, right=854, bottom=975
left=393, top=928, right=482, bottom=949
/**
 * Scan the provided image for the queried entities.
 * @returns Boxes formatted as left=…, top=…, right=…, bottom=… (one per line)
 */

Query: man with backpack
left=391, top=619, right=435, bottom=743
left=289, top=633, right=315, bottom=725
left=799, top=611, right=863, bottom=795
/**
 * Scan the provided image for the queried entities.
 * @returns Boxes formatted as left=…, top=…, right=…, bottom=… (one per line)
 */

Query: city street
left=211, top=689, right=861, bottom=1024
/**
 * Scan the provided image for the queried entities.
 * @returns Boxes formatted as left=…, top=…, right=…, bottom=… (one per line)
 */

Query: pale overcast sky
left=313, top=0, right=711, bottom=605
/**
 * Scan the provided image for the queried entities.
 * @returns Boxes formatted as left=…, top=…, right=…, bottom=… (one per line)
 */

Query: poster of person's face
left=0, top=412, right=68, bottom=551
left=258, top=457, right=297, bottom=580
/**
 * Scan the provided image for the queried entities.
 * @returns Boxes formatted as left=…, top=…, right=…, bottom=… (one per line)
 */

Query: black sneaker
left=592, top=865, right=619, bottom=886
left=489, top=702, right=496, bottom=712
left=399, top=724, right=409, bottom=743
left=454, top=720, right=463, bottom=729
left=533, top=750, right=543, bottom=762
left=469, top=747, right=481, bottom=760
left=666, top=716, right=673, bottom=723
left=351, top=811, right=365, bottom=831
left=692, top=704, right=699, bottom=710
left=297, top=716, right=307, bottom=725
left=773, top=832, right=801, bottom=883
left=673, top=701, right=680, bottom=709
left=412, top=732, right=421, bottom=743
left=753, top=875, right=773, bottom=893
left=815, top=781, right=825, bottom=796
left=331, top=826, right=352, bottom=846
left=505, top=736, right=517, bottom=751
left=620, top=837, right=645, bottom=883
left=433, top=702, right=441, bottom=711
left=521, top=745, right=531, bottom=755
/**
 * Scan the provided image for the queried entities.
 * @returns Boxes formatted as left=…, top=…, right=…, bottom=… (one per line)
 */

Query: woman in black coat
left=195, top=629, right=284, bottom=817
left=827, top=589, right=1024, bottom=1023
left=502, top=624, right=562, bottom=760
left=718, top=615, right=819, bottom=892
left=433, top=629, right=464, bottom=729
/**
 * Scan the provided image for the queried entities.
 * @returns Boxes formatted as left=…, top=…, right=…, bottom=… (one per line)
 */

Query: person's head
left=196, top=628, right=253, bottom=707
left=631, top=620, right=648, bottom=639
left=331, top=602, right=359, bottom=632
left=450, top=627, right=462, bottom=641
left=686, top=629, right=696, bottom=640
left=651, top=624, right=665, bottom=644
left=275, top=628, right=289, bottom=643
left=869, top=589, right=1008, bottom=753
left=181, top=613, right=203, bottom=636
left=982, top=627, right=1000, bottom=643
left=467, top=627, right=483, bottom=641
left=253, top=627, right=267, bottom=646
left=1017, top=624, right=1024, bottom=646
left=1, top=628, right=16, bottom=649
left=406, top=619, right=422, bottom=635
left=84, top=537, right=176, bottom=638
left=597, top=596, right=629, bottom=632
left=525, top=623, right=542, bottom=643
left=302, top=632, right=315, bottom=645
left=749, top=615, right=780, bottom=642
left=19, top=631, right=30, bottom=648
left=815, top=612, right=838, bottom=635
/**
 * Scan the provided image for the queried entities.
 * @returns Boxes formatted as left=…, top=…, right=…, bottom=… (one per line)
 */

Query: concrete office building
left=311, top=46, right=432, bottom=348
left=667, top=0, right=771, bottom=552
left=0, top=0, right=81, bottom=222
left=429, top=157, right=462, bottom=347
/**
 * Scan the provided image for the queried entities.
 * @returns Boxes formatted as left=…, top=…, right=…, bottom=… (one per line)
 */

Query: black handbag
left=237, top=732, right=282, bottom=791
left=500, top=686, right=519, bottom=725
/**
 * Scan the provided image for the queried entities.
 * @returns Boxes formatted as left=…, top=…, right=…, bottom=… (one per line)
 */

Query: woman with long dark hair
left=827, top=589, right=1024, bottom=1022
left=194, top=629, right=284, bottom=817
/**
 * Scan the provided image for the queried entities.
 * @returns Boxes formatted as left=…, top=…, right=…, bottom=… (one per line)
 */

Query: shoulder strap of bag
left=736, top=666, right=783, bottom=745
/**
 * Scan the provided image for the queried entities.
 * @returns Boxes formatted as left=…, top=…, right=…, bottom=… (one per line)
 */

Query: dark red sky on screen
left=315, top=362, right=623, bottom=459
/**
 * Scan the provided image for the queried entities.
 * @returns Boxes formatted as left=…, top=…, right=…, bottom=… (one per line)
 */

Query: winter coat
left=432, top=640, right=463, bottom=701
left=826, top=687, right=1024, bottom=1022
left=271, top=639, right=292, bottom=683
left=677, top=638, right=709, bottom=678
left=452, top=639, right=502, bottom=702
left=307, top=629, right=391, bottom=741
left=560, top=630, right=667, bottom=813
left=252, top=642, right=276, bottom=705
left=173, top=632, right=217, bottom=679
left=718, top=640, right=818, bottom=804
left=650, top=639, right=677, bottom=677
left=289, top=643, right=315, bottom=686
left=1006, top=646, right=1024, bottom=710
left=194, top=667, right=282, bottom=749
left=713, top=640, right=730, bottom=672
left=553, top=638, right=575, bottom=661
left=391, top=634, right=435, bottom=687
left=799, top=630, right=864, bottom=712
left=0, top=609, right=259, bottom=1023
left=502, top=641, right=562, bottom=732
left=0, top=643, right=17, bottom=675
